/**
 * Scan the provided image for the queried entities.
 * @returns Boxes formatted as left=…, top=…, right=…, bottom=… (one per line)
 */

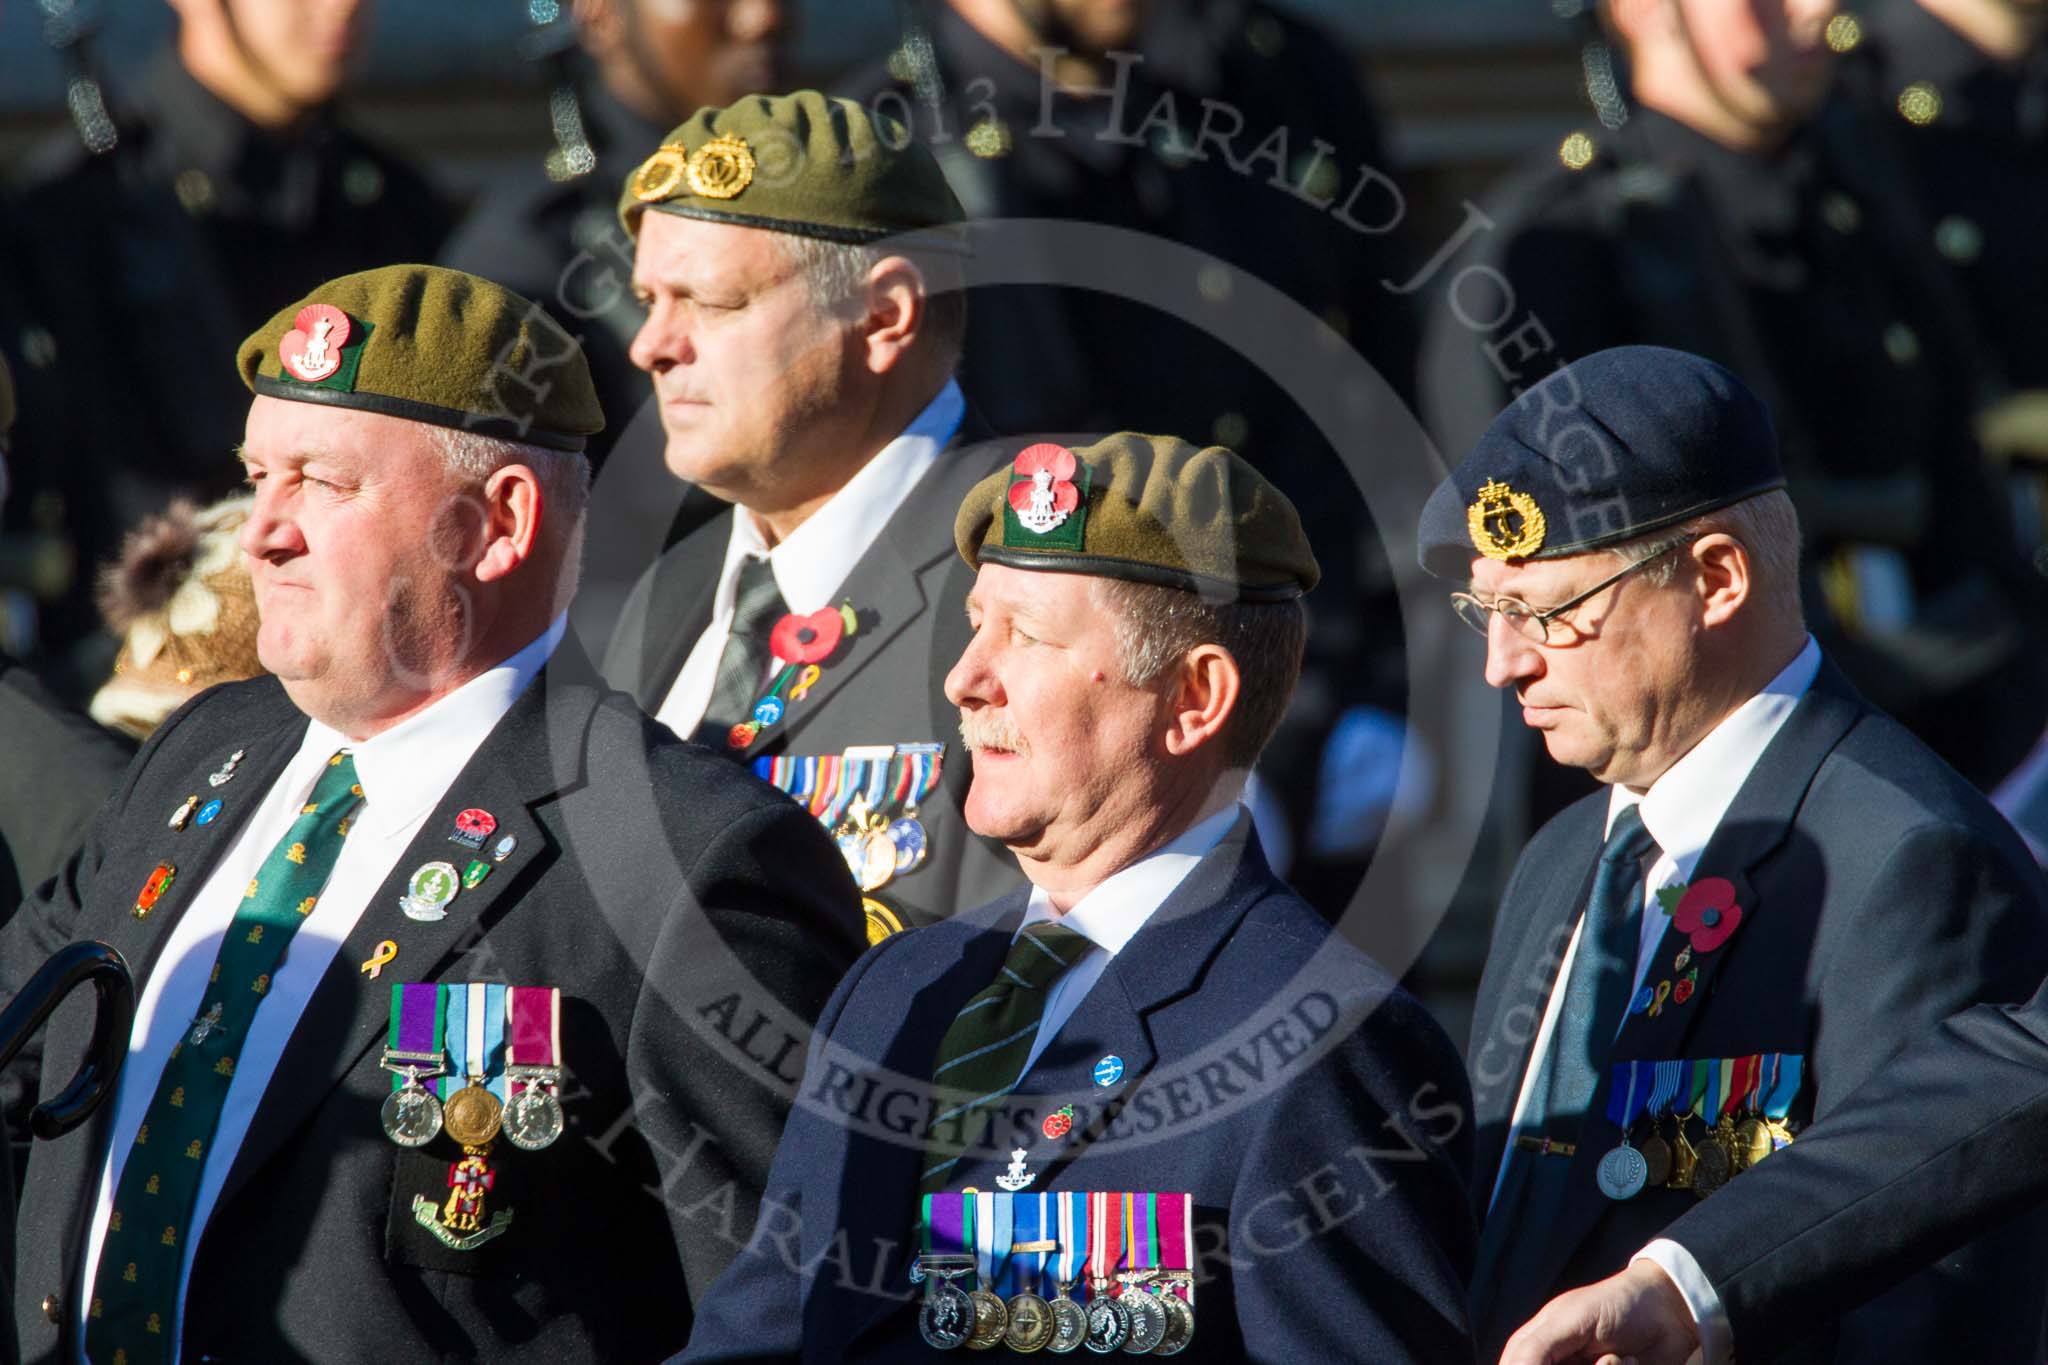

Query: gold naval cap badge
left=1467, top=478, right=1548, bottom=561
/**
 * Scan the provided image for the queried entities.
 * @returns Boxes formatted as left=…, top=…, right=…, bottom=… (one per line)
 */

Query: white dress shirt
left=76, top=616, right=564, bottom=1360
left=1012, top=803, right=1243, bottom=1077
left=1490, top=638, right=1824, bottom=1360
left=653, top=379, right=965, bottom=738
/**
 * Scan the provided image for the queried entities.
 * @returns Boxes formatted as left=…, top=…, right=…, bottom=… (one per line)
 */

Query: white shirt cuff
left=1634, top=1239, right=1732, bottom=1365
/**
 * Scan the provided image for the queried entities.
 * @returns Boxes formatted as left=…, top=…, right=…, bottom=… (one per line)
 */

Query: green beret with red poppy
left=954, top=433, right=1320, bottom=601
left=236, top=264, right=604, bottom=454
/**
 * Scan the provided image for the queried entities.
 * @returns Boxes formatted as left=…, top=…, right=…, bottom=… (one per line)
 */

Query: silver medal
left=1083, top=1294, right=1131, bottom=1354
left=1120, top=1291, right=1167, bottom=1353
left=502, top=1086, right=566, bottom=1151
left=380, top=1077, right=444, bottom=1147
left=1597, top=1143, right=1650, bottom=1200
left=920, top=1278, right=974, bottom=1350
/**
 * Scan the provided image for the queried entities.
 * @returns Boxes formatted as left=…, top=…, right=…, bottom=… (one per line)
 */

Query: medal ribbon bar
left=1158, top=1193, right=1193, bottom=1309
left=507, top=985, right=560, bottom=1092
left=386, top=981, right=445, bottom=1087
left=1089, top=1191, right=1124, bottom=1299
left=975, top=1191, right=1012, bottom=1292
left=1056, top=1190, right=1087, bottom=1288
left=1605, top=1061, right=1652, bottom=1131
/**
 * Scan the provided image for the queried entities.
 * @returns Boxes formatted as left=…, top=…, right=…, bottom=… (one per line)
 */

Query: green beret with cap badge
left=620, top=89, right=966, bottom=249
left=955, top=433, right=1320, bottom=601
left=236, top=264, right=604, bottom=454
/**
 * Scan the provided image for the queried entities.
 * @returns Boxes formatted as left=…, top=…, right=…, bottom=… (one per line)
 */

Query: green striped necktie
left=86, top=750, right=365, bottom=1365
left=921, top=921, right=1092, bottom=1193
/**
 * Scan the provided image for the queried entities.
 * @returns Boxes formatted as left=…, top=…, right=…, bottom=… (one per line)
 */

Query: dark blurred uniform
left=1841, top=0, right=2048, bottom=389
left=441, top=68, right=664, bottom=470
left=1421, top=96, right=2048, bottom=792
left=845, top=0, right=1422, bottom=876
left=6, top=51, right=450, bottom=670
left=441, top=0, right=786, bottom=468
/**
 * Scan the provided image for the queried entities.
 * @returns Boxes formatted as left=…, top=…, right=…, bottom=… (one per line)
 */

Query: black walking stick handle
left=0, top=940, right=135, bottom=1139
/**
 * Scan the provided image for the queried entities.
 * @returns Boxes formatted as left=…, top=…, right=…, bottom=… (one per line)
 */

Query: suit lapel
left=1532, top=663, right=1868, bottom=1290
left=955, top=820, right=1272, bottom=1192
left=211, top=653, right=602, bottom=1213
left=102, top=708, right=311, bottom=1017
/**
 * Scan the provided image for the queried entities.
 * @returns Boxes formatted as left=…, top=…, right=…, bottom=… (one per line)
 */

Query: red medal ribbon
left=1089, top=1191, right=1125, bottom=1296
left=507, top=986, right=559, bottom=1094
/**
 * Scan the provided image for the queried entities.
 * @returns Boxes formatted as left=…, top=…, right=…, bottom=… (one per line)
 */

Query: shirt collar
left=721, top=378, right=964, bottom=615
left=1019, top=802, right=1245, bottom=954
left=1609, top=635, right=1822, bottom=878
left=301, top=615, right=566, bottom=835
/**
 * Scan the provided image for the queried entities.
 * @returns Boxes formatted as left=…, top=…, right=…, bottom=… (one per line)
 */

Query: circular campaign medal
left=918, top=1193, right=976, bottom=1350
left=444, top=1079, right=503, bottom=1147
left=1596, top=1061, right=1650, bottom=1200
left=380, top=983, right=446, bottom=1147
left=1152, top=1195, right=1197, bottom=1356
left=501, top=986, right=565, bottom=1152
left=966, top=1191, right=1011, bottom=1350
left=1048, top=1192, right=1090, bottom=1354
left=921, top=1279, right=975, bottom=1350
left=1083, top=1193, right=1132, bottom=1353
left=1006, top=1193, right=1057, bottom=1352
left=1120, top=1288, right=1167, bottom=1353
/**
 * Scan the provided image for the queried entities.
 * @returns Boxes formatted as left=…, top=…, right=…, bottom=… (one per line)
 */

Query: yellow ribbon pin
left=360, top=940, right=399, bottom=979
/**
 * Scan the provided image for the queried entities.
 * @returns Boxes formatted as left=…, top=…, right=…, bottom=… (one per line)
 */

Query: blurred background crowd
left=0, top=0, right=2043, bottom=1036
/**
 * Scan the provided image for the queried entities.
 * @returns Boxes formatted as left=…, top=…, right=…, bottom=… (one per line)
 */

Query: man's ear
left=1692, top=532, right=1752, bottom=629
left=857, top=256, right=929, bottom=377
left=473, top=464, right=545, bottom=583
left=1162, top=643, right=1241, bottom=758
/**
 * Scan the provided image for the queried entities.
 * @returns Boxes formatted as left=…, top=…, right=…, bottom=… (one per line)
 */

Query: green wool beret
left=956, top=433, right=1320, bottom=602
left=619, top=89, right=965, bottom=248
left=237, top=264, right=604, bottom=453
left=0, top=351, right=14, bottom=438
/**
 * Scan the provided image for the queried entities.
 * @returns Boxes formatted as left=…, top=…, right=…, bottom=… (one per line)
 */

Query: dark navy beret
left=1418, top=346, right=1787, bottom=579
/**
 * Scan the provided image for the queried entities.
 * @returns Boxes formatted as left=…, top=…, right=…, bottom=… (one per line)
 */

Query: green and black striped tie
left=921, top=921, right=1092, bottom=1193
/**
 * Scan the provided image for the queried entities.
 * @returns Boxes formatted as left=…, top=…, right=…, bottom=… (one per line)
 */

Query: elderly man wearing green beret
left=0, top=264, right=865, bottom=1363
left=602, top=89, right=1024, bottom=941
left=681, top=434, right=1477, bottom=1363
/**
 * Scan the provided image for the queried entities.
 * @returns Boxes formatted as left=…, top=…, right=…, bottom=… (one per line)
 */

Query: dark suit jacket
left=0, top=653, right=134, bottom=916
left=1466, top=660, right=2048, bottom=1360
left=0, top=645, right=864, bottom=1364
left=602, top=432, right=1024, bottom=930
left=1665, top=983, right=2048, bottom=1351
left=681, top=819, right=1478, bottom=1364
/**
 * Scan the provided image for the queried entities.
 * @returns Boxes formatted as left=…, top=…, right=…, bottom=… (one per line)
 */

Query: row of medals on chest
left=1598, top=1102, right=1795, bottom=1201
left=378, top=1048, right=563, bottom=1153
left=913, top=1257, right=1193, bottom=1355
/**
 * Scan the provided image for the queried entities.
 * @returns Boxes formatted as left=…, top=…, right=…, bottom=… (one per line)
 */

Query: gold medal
left=1691, top=1137, right=1733, bottom=1196
left=1667, top=1115, right=1699, bottom=1190
left=966, top=1287, right=1010, bottom=1350
left=1732, top=1116, right=1773, bottom=1170
left=442, top=1077, right=503, bottom=1147
left=1004, top=1291, right=1055, bottom=1352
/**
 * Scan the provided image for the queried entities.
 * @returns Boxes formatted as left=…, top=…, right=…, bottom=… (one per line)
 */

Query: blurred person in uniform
left=843, top=0, right=1421, bottom=881
left=1419, top=0, right=2048, bottom=795
left=89, top=494, right=264, bottom=742
left=7, top=0, right=451, bottom=667
left=1841, top=0, right=2048, bottom=393
left=0, top=353, right=136, bottom=920
left=603, top=92, right=1024, bottom=936
left=1426, top=346, right=2048, bottom=1362
left=441, top=0, right=789, bottom=469
left=2, top=263, right=863, bottom=1362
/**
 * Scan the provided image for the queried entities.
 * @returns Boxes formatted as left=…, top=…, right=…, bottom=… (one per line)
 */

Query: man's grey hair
left=1090, top=578, right=1307, bottom=769
left=778, top=234, right=968, bottom=370
left=428, top=425, right=591, bottom=597
left=1614, top=487, right=1803, bottom=622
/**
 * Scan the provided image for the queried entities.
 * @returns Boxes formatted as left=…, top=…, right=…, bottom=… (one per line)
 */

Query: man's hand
left=1498, top=1260, right=1703, bottom=1365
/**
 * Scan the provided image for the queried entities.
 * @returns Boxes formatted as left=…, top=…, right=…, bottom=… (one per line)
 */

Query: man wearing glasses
left=1422, top=345, right=2048, bottom=1361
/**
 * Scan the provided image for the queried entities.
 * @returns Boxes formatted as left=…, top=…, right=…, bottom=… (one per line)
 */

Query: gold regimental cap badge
left=686, top=135, right=756, bottom=200
left=1467, top=478, right=1548, bottom=560
left=631, top=145, right=688, bottom=204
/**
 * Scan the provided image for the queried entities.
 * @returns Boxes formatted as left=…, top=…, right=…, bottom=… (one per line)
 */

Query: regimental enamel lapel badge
left=1467, top=478, right=1547, bottom=560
